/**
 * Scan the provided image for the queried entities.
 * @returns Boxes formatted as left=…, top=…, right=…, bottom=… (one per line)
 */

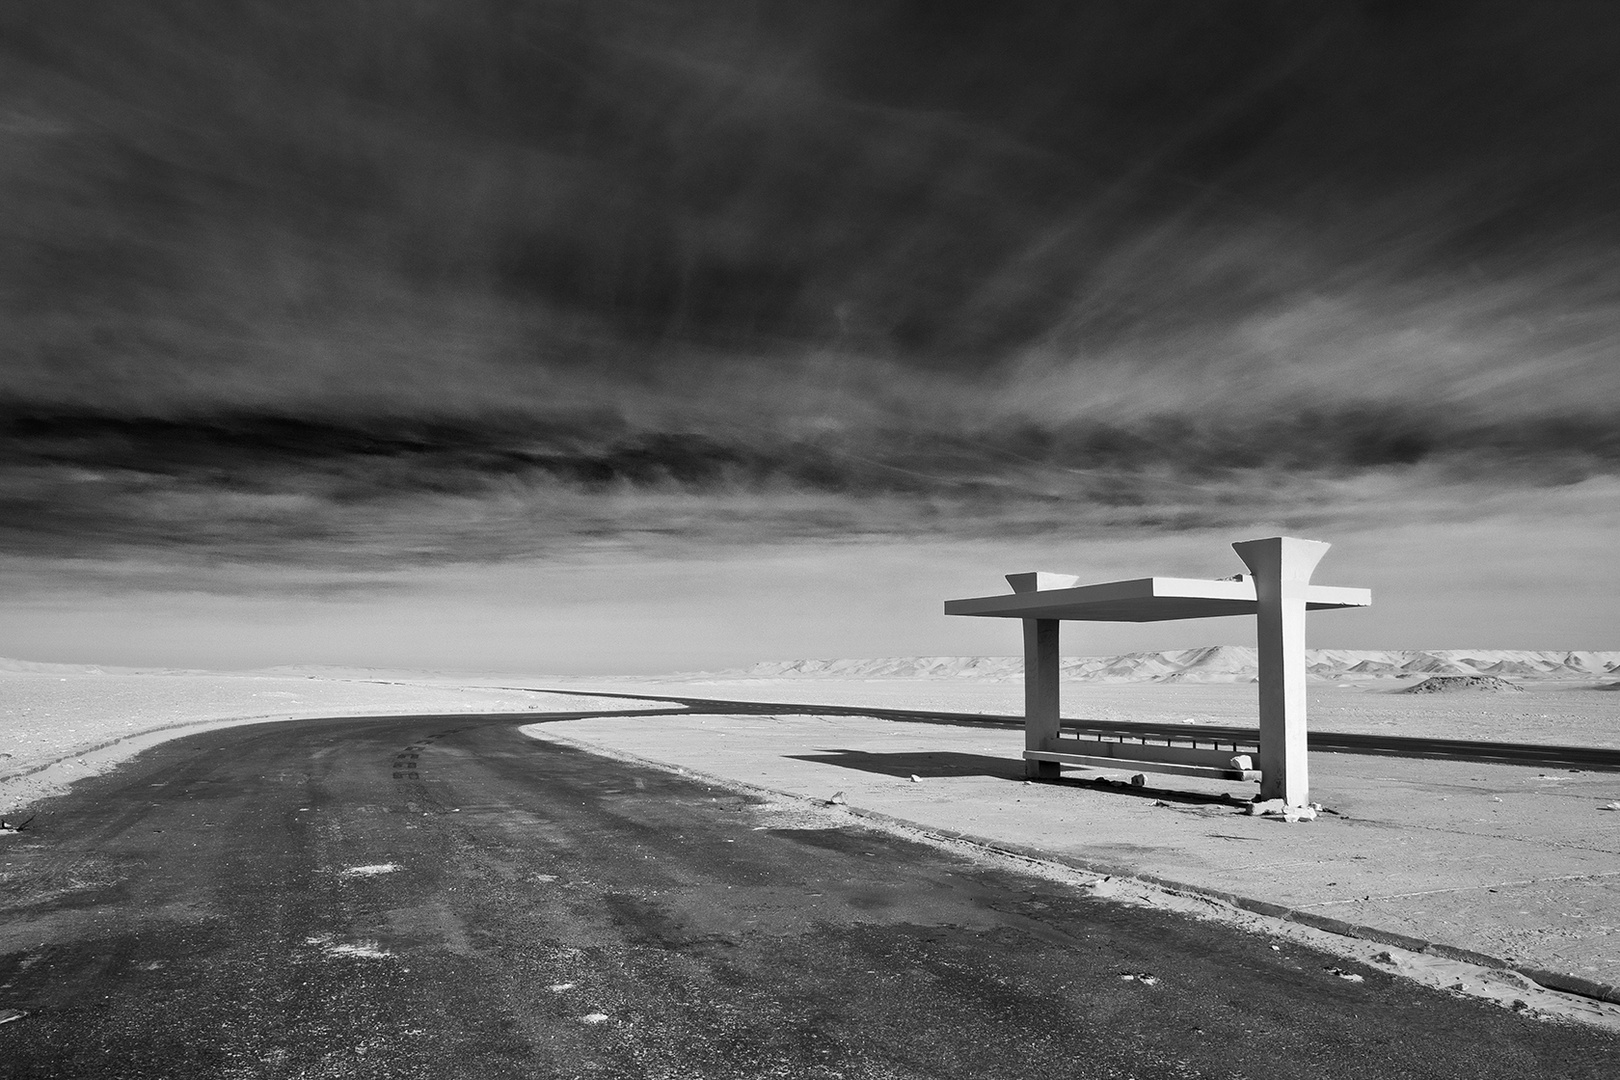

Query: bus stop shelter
left=944, top=537, right=1370, bottom=812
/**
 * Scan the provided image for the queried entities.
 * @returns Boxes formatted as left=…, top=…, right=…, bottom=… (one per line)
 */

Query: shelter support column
left=1023, top=618, right=1062, bottom=779
left=1233, top=537, right=1330, bottom=808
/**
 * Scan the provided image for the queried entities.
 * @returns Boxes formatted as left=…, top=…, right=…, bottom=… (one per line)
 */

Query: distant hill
left=704, top=648, right=1620, bottom=684
left=1398, top=675, right=1527, bottom=694
left=0, top=657, right=140, bottom=675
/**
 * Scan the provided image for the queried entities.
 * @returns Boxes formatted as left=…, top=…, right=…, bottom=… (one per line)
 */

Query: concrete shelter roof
left=944, top=576, right=1372, bottom=623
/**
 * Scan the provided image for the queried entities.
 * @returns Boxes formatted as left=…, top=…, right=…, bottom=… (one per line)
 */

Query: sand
left=8, top=667, right=1616, bottom=813
left=547, top=675, right=1620, bottom=747
left=0, top=667, right=668, bottom=814
left=5, top=664, right=1619, bottom=1028
left=518, top=693, right=1620, bottom=1029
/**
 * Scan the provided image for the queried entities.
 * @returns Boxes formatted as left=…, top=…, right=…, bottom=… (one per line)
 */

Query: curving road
left=1, top=712, right=1615, bottom=1078
left=515, top=687, right=1620, bottom=771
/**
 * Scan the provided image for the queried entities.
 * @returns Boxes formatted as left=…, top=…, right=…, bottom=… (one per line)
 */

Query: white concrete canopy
left=944, top=536, right=1370, bottom=809
left=943, top=574, right=1370, bottom=623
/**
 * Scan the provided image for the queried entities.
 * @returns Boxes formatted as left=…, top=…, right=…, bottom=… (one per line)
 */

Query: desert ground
left=0, top=659, right=672, bottom=814
left=6, top=652, right=1618, bottom=814
left=595, top=675, right=1620, bottom=746
left=5, top=653, right=1619, bottom=1034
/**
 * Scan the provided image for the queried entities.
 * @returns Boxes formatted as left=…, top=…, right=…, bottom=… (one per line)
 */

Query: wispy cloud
left=1, top=3, right=1616, bottom=660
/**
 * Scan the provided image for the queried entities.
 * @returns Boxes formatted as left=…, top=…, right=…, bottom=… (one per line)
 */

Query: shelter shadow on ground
left=787, top=751, right=1253, bottom=809
left=787, top=749, right=1026, bottom=781
left=1056, top=775, right=1255, bottom=808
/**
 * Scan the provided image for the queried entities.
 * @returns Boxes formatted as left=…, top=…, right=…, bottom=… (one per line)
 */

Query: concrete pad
left=526, top=710, right=1620, bottom=989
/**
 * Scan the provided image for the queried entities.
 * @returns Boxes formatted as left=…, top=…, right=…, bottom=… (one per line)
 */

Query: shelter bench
left=1031, top=721, right=1262, bottom=782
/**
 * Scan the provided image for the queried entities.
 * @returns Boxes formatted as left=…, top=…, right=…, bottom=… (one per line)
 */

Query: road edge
left=520, top=724, right=1620, bottom=1012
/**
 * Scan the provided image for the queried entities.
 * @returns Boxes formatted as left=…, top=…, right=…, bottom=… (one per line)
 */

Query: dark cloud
left=2, top=2, right=1617, bottom=571
left=4, top=405, right=1613, bottom=566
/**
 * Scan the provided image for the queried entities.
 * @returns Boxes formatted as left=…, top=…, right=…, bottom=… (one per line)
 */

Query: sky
left=2, top=1, right=1617, bottom=673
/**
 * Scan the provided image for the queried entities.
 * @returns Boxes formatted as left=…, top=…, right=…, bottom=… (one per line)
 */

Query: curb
left=528, top=728, right=1620, bottom=1010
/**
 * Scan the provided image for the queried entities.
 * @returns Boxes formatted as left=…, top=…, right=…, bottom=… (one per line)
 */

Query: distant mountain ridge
left=713, top=648, right=1620, bottom=683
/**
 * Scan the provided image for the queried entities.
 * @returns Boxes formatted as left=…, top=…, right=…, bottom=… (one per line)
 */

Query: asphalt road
left=1, top=713, right=1614, bottom=1079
